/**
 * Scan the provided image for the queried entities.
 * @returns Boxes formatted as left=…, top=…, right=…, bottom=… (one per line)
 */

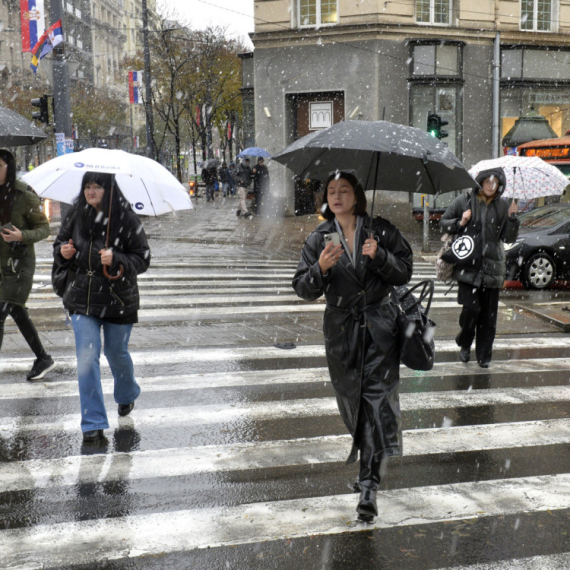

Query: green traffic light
left=429, top=130, right=437, bottom=137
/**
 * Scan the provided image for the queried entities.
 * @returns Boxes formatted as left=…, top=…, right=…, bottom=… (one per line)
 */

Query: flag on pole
left=128, top=71, right=144, bottom=104
left=30, top=20, right=63, bottom=73
left=196, top=106, right=201, bottom=127
left=20, top=0, right=45, bottom=53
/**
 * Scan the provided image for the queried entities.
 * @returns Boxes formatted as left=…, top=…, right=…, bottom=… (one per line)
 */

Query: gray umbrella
left=272, top=120, right=476, bottom=196
left=0, top=107, right=47, bottom=146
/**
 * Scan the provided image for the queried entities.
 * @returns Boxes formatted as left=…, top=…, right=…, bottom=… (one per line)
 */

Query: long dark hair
left=0, top=149, right=17, bottom=224
left=74, top=172, right=133, bottom=246
left=321, top=171, right=368, bottom=221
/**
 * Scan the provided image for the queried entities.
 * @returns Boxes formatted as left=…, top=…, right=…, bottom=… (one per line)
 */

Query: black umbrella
left=0, top=107, right=47, bottom=146
left=273, top=120, right=476, bottom=199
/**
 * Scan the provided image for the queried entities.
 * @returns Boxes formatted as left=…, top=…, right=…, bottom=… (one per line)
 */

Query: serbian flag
left=30, top=20, right=63, bottom=73
left=128, top=71, right=144, bottom=104
left=21, top=0, right=45, bottom=53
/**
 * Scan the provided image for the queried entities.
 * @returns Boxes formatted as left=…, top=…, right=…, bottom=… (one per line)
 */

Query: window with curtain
left=416, top=0, right=451, bottom=24
left=521, top=0, right=553, bottom=31
left=298, top=0, right=338, bottom=27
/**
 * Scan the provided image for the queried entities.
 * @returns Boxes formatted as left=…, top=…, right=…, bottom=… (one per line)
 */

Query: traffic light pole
left=142, top=0, right=156, bottom=160
left=50, top=0, right=72, bottom=139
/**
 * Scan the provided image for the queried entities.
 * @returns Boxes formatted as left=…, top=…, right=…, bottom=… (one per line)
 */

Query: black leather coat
left=292, top=215, right=413, bottom=463
left=53, top=207, right=150, bottom=318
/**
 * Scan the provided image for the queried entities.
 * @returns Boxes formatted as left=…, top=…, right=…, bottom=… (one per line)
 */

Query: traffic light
left=427, top=112, right=449, bottom=140
left=31, top=95, right=49, bottom=124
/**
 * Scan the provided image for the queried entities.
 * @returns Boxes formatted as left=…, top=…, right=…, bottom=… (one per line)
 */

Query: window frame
left=520, top=0, right=555, bottom=32
left=297, top=0, right=339, bottom=29
left=415, top=0, right=452, bottom=26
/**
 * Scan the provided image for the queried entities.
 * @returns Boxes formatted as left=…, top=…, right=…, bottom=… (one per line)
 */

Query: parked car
left=505, top=204, right=570, bottom=289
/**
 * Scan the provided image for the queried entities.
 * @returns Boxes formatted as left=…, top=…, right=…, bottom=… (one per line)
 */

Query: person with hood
left=234, top=157, right=252, bottom=218
left=251, top=157, right=270, bottom=215
left=440, top=168, right=519, bottom=368
left=0, top=149, right=54, bottom=380
left=201, top=164, right=218, bottom=202
left=292, top=171, right=413, bottom=522
left=53, top=172, right=151, bottom=442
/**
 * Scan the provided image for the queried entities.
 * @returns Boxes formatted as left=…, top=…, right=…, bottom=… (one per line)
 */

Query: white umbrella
left=22, top=148, right=193, bottom=216
left=469, top=155, right=569, bottom=200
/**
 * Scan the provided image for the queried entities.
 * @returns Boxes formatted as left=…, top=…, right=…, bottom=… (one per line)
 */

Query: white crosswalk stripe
left=1, top=258, right=568, bottom=568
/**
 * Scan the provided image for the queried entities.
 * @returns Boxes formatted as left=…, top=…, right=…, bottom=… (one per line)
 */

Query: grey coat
left=440, top=190, right=519, bottom=288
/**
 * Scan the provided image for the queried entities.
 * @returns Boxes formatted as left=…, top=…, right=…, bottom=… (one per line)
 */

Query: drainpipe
left=492, top=0, right=501, bottom=158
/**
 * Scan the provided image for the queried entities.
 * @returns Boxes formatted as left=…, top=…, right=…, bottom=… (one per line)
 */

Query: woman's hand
left=460, top=209, right=472, bottom=226
left=508, top=201, right=519, bottom=217
left=1, top=225, right=23, bottom=242
left=60, top=239, right=76, bottom=260
left=319, top=242, right=343, bottom=274
left=362, top=237, right=377, bottom=259
left=99, top=248, right=113, bottom=267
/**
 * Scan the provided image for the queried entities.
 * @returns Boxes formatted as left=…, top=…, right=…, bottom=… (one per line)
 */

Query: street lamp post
left=142, top=0, right=155, bottom=160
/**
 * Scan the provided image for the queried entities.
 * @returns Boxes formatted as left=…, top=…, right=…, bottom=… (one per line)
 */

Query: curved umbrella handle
left=104, top=264, right=124, bottom=281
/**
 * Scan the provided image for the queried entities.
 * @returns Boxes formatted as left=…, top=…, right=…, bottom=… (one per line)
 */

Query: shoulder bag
left=392, top=279, right=436, bottom=371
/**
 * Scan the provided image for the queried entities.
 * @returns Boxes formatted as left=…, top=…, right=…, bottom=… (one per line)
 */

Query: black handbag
left=392, top=279, right=436, bottom=371
left=51, top=263, right=75, bottom=298
left=441, top=194, right=482, bottom=269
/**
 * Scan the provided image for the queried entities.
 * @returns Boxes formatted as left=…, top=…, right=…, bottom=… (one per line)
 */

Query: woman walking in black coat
left=292, top=171, right=413, bottom=521
left=53, top=172, right=150, bottom=442
left=440, top=168, right=519, bottom=368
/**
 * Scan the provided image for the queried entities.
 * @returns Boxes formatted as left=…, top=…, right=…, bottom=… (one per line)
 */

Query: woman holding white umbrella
left=53, top=172, right=151, bottom=443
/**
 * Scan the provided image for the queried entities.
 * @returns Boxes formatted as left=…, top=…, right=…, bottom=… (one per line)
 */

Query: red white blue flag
left=20, top=0, right=45, bottom=53
left=30, top=20, right=63, bottom=73
left=128, top=71, right=144, bottom=104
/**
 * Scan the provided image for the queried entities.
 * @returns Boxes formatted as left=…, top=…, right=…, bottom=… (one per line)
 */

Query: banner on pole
left=20, top=0, right=45, bottom=53
left=30, top=19, right=63, bottom=73
left=196, top=106, right=201, bottom=127
left=128, top=71, right=144, bottom=104
left=55, top=132, right=65, bottom=157
left=65, top=139, right=74, bottom=154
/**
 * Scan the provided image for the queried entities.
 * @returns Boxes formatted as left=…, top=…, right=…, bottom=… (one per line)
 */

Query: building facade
left=251, top=0, right=570, bottom=214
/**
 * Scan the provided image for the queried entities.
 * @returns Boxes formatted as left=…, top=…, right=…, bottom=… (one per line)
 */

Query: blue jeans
left=71, top=314, right=140, bottom=432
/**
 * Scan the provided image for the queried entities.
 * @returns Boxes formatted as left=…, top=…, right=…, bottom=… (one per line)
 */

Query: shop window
left=520, top=0, right=554, bottom=31
left=298, top=0, right=338, bottom=27
left=413, top=44, right=459, bottom=76
left=416, top=0, right=451, bottom=25
left=501, top=48, right=570, bottom=80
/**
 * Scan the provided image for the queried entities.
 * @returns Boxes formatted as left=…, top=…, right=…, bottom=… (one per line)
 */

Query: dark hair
left=321, top=171, right=367, bottom=220
left=74, top=172, right=132, bottom=245
left=0, top=149, right=17, bottom=224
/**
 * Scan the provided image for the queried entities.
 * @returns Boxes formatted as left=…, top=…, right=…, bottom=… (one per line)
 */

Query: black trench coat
left=292, top=215, right=413, bottom=463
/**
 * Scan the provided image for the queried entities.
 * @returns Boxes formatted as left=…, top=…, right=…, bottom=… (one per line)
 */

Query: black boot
left=357, top=480, right=378, bottom=522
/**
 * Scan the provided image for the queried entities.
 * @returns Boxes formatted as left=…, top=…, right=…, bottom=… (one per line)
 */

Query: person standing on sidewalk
left=53, top=172, right=151, bottom=442
left=219, top=162, right=230, bottom=197
left=234, top=158, right=252, bottom=218
left=228, top=162, right=237, bottom=196
left=293, top=171, right=413, bottom=522
left=0, top=149, right=55, bottom=380
left=440, top=168, right=519, bottom=368
left=201, top=165, right=217, bottom=202
left=251, top=157, right=270, bottom=215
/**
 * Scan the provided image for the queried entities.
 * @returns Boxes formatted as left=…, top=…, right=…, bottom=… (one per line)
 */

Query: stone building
left=250, top=0, right=570, bottom=214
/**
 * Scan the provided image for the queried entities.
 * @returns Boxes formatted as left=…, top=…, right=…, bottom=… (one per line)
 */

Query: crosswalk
left=1, top=258, right=569, bottom=569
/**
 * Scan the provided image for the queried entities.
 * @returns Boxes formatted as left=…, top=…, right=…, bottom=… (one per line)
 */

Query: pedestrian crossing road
left=1, top=259, right=569, bottom=569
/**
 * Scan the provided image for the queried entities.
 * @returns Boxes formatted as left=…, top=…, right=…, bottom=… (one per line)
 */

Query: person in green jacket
left=0, top=149, right=55, bottom=380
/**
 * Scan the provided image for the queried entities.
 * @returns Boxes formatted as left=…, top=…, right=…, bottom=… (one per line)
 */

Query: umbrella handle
left=104, top=264, right=124, bottom=280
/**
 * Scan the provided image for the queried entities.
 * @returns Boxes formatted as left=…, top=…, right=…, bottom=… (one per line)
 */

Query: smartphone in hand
left=324, top=232, right=341, bottom=247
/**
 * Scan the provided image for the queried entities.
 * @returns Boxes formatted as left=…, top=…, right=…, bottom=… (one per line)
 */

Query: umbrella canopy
left=272, top=120, right=475, bottom=195
left=237, top=147, right=272, bottom=158
left=22, top=148, right=193, bottom=216
left=201, top=158, right=221, bottom=169
left=0, top=107, right=47, bottom=146
left=469, top=156, right=569, bottom=200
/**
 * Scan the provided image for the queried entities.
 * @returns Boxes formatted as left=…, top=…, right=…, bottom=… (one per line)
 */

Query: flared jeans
left=71, top=314, right=140, bottom=432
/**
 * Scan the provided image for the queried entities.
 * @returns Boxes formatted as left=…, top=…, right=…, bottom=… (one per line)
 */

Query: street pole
left=142, top=0, right=155, bottom=160
left=50, top=0, right=72, bottom=139
left=492, top=32, right=501, bottom=158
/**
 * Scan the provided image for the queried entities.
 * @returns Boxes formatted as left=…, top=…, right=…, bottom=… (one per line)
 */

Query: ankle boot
left=356, top=480, right=378, bottom=521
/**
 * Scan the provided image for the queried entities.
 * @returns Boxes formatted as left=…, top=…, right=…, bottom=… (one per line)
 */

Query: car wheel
left=523, top=253, right=556, bottom=289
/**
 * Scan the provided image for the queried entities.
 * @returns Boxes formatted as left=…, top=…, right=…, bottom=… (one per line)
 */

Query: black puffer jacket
left=293, top=215, right=413, bottom=462
left=440, top=168, right=519, bottom=288
left=53, top=207, right=150, bottom=318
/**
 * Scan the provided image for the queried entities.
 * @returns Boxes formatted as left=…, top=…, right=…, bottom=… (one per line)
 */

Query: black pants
left=0, top=302, right=47, bottom=358
left=456, top=282, right=500, bottom=364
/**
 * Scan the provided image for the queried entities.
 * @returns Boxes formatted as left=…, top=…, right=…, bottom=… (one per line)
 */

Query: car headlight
left=504, top=238, right=525, bottom=252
